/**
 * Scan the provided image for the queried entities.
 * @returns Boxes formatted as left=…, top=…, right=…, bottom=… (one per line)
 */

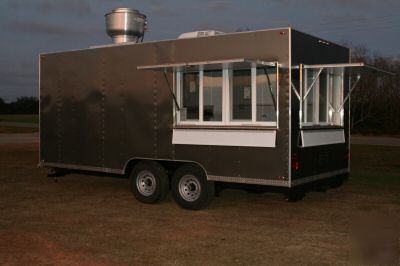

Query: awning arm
left=263, top=67, right=277, bottom=112
left=291, top=83, right=300, bottom=101
left=163, top=70, right=180, bottom=110
left=303, top=67, right=324, bottom=101
left=337, top=74, right=361, bottom=112
left=328, top=102, right=335, bottom=111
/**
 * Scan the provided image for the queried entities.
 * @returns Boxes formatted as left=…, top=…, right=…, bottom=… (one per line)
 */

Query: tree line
left=0, top=97, right=38, bottom=114
left=349, top=45, right=400, bottom=135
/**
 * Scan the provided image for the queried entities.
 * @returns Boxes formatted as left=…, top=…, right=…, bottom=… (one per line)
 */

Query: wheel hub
left=136, top=170, right=156, bottom=196
left=178, top=175, right=201, bottom=202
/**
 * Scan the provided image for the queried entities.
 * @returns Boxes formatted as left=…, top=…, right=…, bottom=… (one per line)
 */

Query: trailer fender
left=122, top=157, right=209, bottom=179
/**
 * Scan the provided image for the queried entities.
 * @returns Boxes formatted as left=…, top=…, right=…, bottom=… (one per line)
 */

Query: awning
left=137, top=58, right=278, bottom=72
left=291, top=62, right=395, bottom=119
left=294, top=62, right=395, bottom=76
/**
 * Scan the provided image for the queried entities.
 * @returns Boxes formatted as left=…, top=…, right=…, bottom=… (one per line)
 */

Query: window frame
left=175, top=64, right=279, bottom=128
left=300, top=67, right=344, bottom=127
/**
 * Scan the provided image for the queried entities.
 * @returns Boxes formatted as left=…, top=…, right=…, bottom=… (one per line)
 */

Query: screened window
left=319, top=74, right=328, bottom=123
left=231, top=69, right=252, bottom=121
left=329, top=70, right=344, bottom=125
left=256, top=68, right=277, bottom=122
left=302, top=68, right=344, bottom=126
left=181, top=72, right=199, bottom=121
left=176, top=64, right=278, bottom=127
left=203, top=70, right=223, bottom=121
left=304, top=70, right=316, bottom=123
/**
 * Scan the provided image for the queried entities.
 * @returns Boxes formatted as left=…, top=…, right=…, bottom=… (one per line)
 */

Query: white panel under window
left=173, top=129, right=276, bottom=148
left=301, top=129, right=345, bottom=147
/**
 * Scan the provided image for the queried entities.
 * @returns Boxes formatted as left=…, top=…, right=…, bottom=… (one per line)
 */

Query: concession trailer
left=39, top=8, right=391, bottom=209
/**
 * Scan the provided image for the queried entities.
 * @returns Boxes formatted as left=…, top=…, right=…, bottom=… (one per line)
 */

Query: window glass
left=319, top=73, right=328, bottom=123
left=231, top=69, right=252, bottom=121
left=203, top=70, right=223, bottom=121
left=304, top=70, right=316, bottom=123
left=181, top=72, right=199, bottom=121
left=329, top=71, right=343, bottom=125
left=301, top=68, right=344, bottom=126
left=256, top=68, right=277, bottom=122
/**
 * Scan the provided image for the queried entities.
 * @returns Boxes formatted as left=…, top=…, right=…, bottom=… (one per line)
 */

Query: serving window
left=291, top=62, right=393, bottom=134
left=302, top=68, right=344, bottom=126
left=176, top=63, right=279, bottom=127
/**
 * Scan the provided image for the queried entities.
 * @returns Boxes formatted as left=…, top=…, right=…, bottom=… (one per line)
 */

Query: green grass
left=350, top=144, right=400, bottom=190
left=0, top=114, right=39, bottom=124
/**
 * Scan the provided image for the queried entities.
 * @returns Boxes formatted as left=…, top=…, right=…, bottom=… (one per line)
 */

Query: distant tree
left=0, top=97, right=39, bottom=114
left=0, top=98, right=7, bottom=114
left=12, top=97, right=39, bottom=114
left=348, top=44, right=400, bottom=134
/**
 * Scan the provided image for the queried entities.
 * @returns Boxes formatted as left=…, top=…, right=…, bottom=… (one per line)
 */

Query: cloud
left=6, top=0, right=92, bottom=15
left=10, top=20, right=86, bottom=36
left=274, top=0, right=400, bottom=8
left=150, top=6, right=178, bottom=17
left=208, top=1, right=231, bottom=12
left=0, top=62, right=37, bottom=102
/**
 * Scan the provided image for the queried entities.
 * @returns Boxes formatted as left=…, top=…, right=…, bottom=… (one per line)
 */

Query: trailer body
left=40, top=28, right=353, bottom=196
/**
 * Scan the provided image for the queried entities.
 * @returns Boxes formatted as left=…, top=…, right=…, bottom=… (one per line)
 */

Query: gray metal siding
left=40, top=28, right=291, bottom=183
left=290, top=30, right=350, bottom=181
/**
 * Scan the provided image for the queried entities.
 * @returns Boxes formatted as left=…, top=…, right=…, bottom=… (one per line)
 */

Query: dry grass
left=0, top=144, right=399, bottom=265
left=0, top=114, right=38, bottom=124
left=0, top=126, right=38, bottom=134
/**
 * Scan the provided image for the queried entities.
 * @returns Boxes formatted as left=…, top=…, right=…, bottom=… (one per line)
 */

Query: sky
left=0, top=0, right=399, bottom=102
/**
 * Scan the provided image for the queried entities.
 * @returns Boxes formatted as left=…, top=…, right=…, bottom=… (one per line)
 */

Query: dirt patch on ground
left=0, top=144, right=399, bottom=265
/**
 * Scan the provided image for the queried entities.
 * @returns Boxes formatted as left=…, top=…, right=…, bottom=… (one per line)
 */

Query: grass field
left=0, top=126, right=38, bottom=134
left=351, top=145, right=400, bottom=190
left=0, top=144, right=399, bottom=265
left=0, top=114, right=39, bottom=124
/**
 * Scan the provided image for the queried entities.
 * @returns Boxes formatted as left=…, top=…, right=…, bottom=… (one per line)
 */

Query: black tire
left=285, top=188, right=305, bottom=202
left=130, top=161, right=169, bottom=204
left=171, top=164, right=214, bottom=210
left=330, top=174, right=346, bottom=189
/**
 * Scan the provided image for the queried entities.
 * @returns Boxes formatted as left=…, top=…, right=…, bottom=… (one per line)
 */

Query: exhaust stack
left=105, top=8, right=147, bottom=44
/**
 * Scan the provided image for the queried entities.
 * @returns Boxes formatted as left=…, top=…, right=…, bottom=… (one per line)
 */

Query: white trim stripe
left=301, top=129, right=345, bottom=147
left=172, top=129, right=276, bottom=148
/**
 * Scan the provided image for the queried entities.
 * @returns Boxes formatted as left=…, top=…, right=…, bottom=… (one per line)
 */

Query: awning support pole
left=299, top=64, right=303, bottom=125
left=163, top=70, right=180, bottom=110
left=263, top=67, right=277, bottom=112
left=303, top=67, right=323, bottom=101
left=328, top=102, right=335, bottom=111
left=338, top=74, right=361, bottom=112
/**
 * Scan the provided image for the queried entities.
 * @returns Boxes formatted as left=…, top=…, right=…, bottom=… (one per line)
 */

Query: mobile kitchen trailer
left=39, top=8, right=391, bottom=209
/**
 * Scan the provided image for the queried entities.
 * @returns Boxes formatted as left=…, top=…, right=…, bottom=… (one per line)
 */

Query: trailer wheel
left=130, top=161, right=169, bottom=204
left=285, top=188, right=305, bottom=202
left=330, top=175, right=345, bottom=188
left=171, top=164, right=214, bottom=210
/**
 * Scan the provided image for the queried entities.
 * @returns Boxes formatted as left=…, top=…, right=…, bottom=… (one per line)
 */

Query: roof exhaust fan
left=105, top=8, right=148, bottom=44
